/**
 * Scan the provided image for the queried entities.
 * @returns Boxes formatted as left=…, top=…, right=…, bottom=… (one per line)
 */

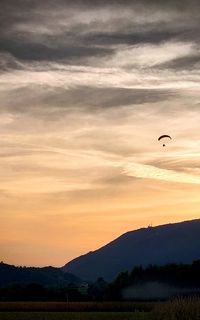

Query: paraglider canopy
left=158, top=135, right=172, bottom=147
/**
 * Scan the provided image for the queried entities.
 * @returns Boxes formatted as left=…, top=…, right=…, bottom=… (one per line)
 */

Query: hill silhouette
left=0, top=262, right=81, bottom=287
left=63, top=219, right=200, bottom=281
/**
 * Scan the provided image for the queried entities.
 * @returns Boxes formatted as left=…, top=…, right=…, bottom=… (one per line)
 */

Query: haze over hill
left=63, top=219, right=200, bottom=281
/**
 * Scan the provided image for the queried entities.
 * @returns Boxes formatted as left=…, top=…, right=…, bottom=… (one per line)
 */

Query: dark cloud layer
left=0, top=86, right=176, bottom=118
left=52, top=86, right=176, bottom=109
left=82, top=30, right=181, bottom=46
left=0, top=0, right=199, bottom=126
left=0, top=0, right=200, bottom=70
left=0, top=38, right=113, bottom=63
left=158, top=55, right=200, bottom=70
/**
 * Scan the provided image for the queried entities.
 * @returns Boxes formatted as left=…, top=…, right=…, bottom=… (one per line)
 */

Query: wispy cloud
left=123, top=161, right=200, bottom=185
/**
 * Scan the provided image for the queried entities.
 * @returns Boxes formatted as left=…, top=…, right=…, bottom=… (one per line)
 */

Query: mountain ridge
left=62, top=218, right=200, bottom=281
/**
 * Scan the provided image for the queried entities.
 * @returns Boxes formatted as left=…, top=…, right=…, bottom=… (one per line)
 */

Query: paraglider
left=158, top=135, right=172, bottom=147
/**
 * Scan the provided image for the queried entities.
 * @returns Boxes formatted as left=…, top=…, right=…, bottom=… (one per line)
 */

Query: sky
left=1, top=0, right=200, bottom=267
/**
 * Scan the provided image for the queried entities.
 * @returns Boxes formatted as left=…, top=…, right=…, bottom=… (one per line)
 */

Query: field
left=0, top=298, right=200, bottom=320
left=0, top=302, right=151, bottom=320
left=0, top=301, right=154, bottom=312
left=0, top=311, right=148, bottom=320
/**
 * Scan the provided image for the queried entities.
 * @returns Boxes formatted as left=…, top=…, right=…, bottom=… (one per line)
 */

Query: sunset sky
left=1, top=0, right=200, bottom=267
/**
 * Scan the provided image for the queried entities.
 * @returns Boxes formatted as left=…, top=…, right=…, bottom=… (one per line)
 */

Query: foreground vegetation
left=1, top=261, right=200, bottom=302
left=152, top=297, right=200, bottom=320
left=0, top=298, right=200, bottom=320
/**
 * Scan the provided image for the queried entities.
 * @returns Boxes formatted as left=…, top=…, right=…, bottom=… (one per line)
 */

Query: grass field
left=0, top=301, right=154, bottom=312
left=0, top=301, right=153, bottom=320
left=0, top=311, right=149, bottom=320
left=0, top=298, right=200, bottom=320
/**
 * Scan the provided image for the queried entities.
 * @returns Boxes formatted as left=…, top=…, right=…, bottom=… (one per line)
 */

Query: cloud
left=0, top=1, right=200, bottom=196
left=157, top=54, right=200, bottom=70
left=0, top=83, right=177, bottom=126
left=0, top=38, right=114, bottom=63
left=107, top=42, right=196, bottom=69
left=1, top=0, right=200, bottom=70
left=123, top=161, right=200, bottom=185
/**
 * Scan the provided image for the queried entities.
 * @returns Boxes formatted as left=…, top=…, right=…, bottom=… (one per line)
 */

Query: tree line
left=1, top=260, right=200, bottom=301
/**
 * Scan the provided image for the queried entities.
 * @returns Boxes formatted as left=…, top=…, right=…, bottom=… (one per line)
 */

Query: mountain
left=0, top=262, right=81, bottom=287
left=62, top=219, right=200, bottom=281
